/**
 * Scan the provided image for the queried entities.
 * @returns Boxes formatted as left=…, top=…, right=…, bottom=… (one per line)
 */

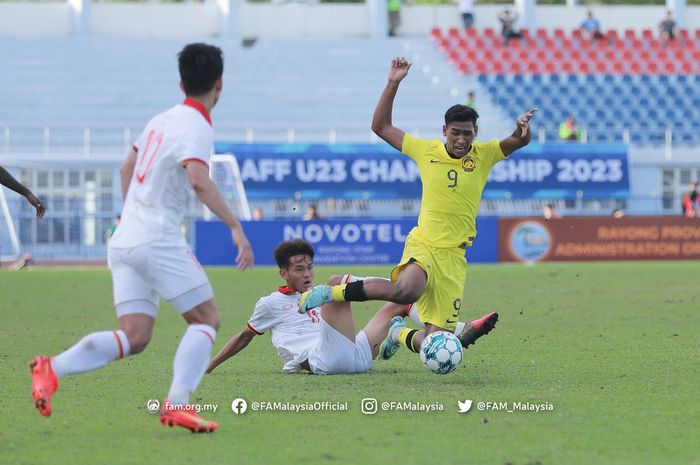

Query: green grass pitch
left=2, top=262, right=698, bottom=465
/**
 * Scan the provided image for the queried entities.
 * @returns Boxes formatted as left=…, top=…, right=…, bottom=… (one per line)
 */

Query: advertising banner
left=215, top=143, right=630, bottom=200
left=196, top=218, right=499, bottom=266
left=499, top=217, right=700, bottom=262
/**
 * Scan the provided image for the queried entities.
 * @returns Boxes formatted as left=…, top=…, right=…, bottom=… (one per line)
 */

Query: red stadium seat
left=484, top=28, right=496, bottom=39
left=430, top=28, right=442, bottom=40
left=553, top=28, right=565, bottom=39
left=457, top=62, right=469, bottom=75
left=561, top=62, right=573, bottom=73
left=680, top=62, right=693, bottom=74
left=630, top=38, right=644, bottom=49
left=536, top=28, right=548, bottom=40
left=527, top=61, right=541, bottom=73
left=474, top=61, right=488, bottom=74
left=621, top=49, right=635, bottom=61
left=628, top=61, right=641, bottom=74
left=612, top=61, right=624, bottom=74
left=577, top=61, right=591, bottom=73
left=662, top=61, right=676, bottom=74
left=606, top=30, right=620, bottom=42
left=594, top=61, right=609, bottom=73
left=646, top=62, right=659, bottom=74
left=448, top=28, right=461, bottom=38
left=544, top=61, right=556, bottom=73
left=509, top=62, right=523, bottom=73
left=624, top=29, right=636, bottom=41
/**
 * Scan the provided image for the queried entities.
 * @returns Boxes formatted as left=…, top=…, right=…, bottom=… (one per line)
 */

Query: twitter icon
left=457, top=400, right=473, bottom=413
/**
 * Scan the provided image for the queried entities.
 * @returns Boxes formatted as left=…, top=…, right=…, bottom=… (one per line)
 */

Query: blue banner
left=215, top=142, right=629, bottom=200
left=195, top=218, right=499, bottom=266
left=485, top=143, right=630, bottom=199
left=215, top=143, right=420, bottom=199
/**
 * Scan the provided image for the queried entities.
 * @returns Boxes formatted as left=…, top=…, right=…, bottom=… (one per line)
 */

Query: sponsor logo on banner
left=508, top=221, right=552, bottom=262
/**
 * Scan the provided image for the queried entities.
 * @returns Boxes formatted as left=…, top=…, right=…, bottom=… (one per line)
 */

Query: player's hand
left=516, top=108, right=538, bottom=138
left=26, top=193, right=45, bottom=219
left=231, top=229, right=254, bottom=271
left=388, top=57, right=412, bottom=83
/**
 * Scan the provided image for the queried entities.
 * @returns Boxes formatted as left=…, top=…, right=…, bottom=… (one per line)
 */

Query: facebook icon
left=231, top=398, right=248, bottom=415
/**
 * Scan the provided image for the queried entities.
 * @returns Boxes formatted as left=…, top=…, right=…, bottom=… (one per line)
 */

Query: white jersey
left=110, top=99, right=214, bottom=248
left=247, top=287, right=322, bottom=373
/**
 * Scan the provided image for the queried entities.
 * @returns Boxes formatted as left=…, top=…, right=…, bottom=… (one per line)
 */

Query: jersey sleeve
left=246, top=298, right=275, bottom=335
left=486, top=139, right=507, bottom=166
left=177, top=124, right=213, bottom=167
left=401, top=133, right=433, bottom=162
left=132, top=128, right=148, bottom=153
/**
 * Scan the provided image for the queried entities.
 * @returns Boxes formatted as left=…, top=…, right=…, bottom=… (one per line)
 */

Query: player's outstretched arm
left=186, top=162, right=254, bottom=270
left=371, top=57, right=411, bottom=152
left=499, top=108, right=538, bottom=157
left=119, top=148, right=138, bottom=199
left=206, top=327, right=256, bottom=373
left=0, top=166, right=45, bottom=219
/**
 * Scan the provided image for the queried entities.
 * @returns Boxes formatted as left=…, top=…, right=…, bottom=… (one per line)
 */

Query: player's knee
left=125, top=332, right=151, bottom=355
left=327, top=275, right=344, bottom=286
left=185, top=300, right=221, bottom=330
left=392, top=284, right=423, bottom=304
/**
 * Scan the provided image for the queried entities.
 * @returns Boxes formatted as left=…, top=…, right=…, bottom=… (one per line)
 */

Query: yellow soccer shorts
left=390, top=233, right=467, bottom=332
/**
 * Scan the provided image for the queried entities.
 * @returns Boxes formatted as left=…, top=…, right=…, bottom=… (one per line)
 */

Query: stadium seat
left=432, top=27, right=699, bottom=147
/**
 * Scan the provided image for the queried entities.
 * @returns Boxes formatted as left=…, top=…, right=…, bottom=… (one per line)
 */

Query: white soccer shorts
left=108, top=242, right=213, bottom=318
left=307, top=320, right=373, bottom=375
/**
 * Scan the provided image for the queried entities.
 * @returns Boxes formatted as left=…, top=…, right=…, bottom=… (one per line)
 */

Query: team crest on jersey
left=461, top=156, right=476, bottom=172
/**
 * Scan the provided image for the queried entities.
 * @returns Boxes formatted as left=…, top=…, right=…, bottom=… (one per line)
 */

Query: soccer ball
left=419, top=331, right=463, bottom=375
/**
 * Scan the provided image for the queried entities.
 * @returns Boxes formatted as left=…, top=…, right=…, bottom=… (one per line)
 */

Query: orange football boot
left=160, top=400, right=219, bottom=433
left=30, top=356, right=59, bottom=417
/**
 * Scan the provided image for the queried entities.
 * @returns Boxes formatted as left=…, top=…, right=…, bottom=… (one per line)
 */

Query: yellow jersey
left=401, top=134, right=505, bottom=248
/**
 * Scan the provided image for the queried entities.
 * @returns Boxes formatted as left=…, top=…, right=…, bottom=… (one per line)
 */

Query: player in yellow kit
left=300, top=57, right=537, bottom=358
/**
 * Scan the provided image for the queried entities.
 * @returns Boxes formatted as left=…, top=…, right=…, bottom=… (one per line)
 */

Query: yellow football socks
left=331, top=284, right=347, bottom=301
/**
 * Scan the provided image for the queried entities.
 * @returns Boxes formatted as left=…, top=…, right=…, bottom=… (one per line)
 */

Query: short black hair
left=445, top=104, right=479, bottom=126
left=274, top=239, right=314, bottom=269
left=178, top=43, right=224, bottom=96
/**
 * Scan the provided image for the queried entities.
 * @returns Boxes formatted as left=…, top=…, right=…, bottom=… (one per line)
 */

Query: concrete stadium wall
left=1, top=2, right=699, bottom=38
left=0, top=3, right=73, bottom=37
left=92, top=3, right=221, bottom=37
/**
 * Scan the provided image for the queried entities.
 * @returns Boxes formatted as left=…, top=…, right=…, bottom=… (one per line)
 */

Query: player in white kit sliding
left=206, top=239, right=497, bottom=375
left=206, top=239, right=407, bottom=375
left=30, top=43, right=254, bottom=433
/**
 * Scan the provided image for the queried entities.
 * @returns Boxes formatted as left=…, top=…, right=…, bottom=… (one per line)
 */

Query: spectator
left=559, top=115, right=582, bottom=141
left=682, top=182, right=699, bottom=217
left=388, top=0, right=401, bottom=37
left=464, top=90, right=477, bottom=110
left=580, top=10, right=604, bottom=42
left=659, top=10, right=676, bottom=46
left=458, top=0, right=475, bottom=30
left=543, top=203, right=561, bottom=221
left=252, top=207, right=264, bottom=221
left=304, top=204, right=322, bottom=221
left=104, top=214, right=121, bottom=242
left=498, top=9, right=522, bottom=45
